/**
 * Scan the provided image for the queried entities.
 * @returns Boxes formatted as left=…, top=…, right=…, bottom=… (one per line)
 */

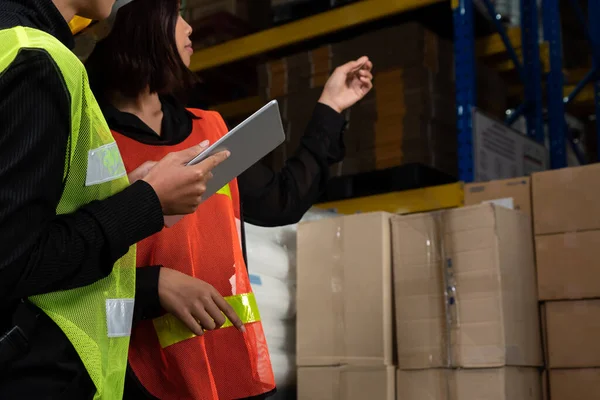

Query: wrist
left=142, top=178, right=166, bottom=214
left=318, top=96, right=342, bottom=114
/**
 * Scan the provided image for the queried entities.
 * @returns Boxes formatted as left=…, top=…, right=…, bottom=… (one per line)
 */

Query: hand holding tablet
left=141, top=145, right=231, bottom=220
left=164, top=100, right=285, bottom=227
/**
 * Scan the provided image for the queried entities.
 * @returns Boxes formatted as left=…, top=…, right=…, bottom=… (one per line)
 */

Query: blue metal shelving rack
left=453, top=0, right=544, bottom=183
left=544, top=0, right=600, bottom=168
left=454, top=0, right=600, bottom=182
left=453, top=0, right=477, bottom=183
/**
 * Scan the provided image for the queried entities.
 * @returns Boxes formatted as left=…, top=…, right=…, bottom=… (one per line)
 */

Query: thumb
left=338, top=56, right=369, bottom=74
left=174, top=140, right=210, bottom=163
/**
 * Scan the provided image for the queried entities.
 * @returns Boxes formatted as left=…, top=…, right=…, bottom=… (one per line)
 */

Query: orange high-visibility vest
left=112, top=109, right=276, bottom=400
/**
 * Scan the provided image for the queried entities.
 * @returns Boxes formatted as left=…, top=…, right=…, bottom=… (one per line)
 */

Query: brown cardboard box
left=296, top=212, right=394, bottom=367
left=532, top=164, right=600, bottom=235
left=535, top=230, right=600, bottom=300
left=545, top=300, right=600, bottom=368
left=397, top=368, right=542, bottom=400
left=332, top=23, right=454, bottom=75
left=549, top=369, right=600, bottom=400
left=391, top=204, right=543, bottom=370
left=464, top=177, right=532, bottom=218
left=298, top=366, right=395, bottom=400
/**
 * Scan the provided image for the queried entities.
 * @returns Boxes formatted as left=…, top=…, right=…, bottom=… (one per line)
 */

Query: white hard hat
left=73, top=0, right=136, bottom=61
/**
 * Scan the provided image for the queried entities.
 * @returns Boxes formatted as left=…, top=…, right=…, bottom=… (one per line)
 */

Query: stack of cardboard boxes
left=392, top=204, right=542, bottom=399
left=533, top=164, right=600, bottom=400
left=183, top=0, right=271, bottom=49
left=296, top=213, right=396, bottom=400
left=250, top=23, right=508, bottom=178
left=465, top=163, right=600, bottom=400
left=296, top=202, right=543, bottom=399
left=270, top=0, right=359, bottom=25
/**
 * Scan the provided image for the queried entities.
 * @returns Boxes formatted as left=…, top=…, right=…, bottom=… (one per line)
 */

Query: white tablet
left=164, top=100, right=285, bottom=227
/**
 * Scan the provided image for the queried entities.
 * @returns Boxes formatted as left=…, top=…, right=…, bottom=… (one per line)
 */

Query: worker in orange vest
left=84, top=0, right=373, bottom=399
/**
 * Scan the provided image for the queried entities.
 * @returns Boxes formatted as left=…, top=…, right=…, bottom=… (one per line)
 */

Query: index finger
left=195, top=150, right=230, bottom=173
left=212, top=293, right=245, bottom=333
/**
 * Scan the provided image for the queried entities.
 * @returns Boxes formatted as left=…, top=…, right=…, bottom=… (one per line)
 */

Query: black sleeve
left=133, top=266, right=163, bottom=323
left=239, top=103, right=346, bottom=227
left=0, top=49, right=164, bottom=304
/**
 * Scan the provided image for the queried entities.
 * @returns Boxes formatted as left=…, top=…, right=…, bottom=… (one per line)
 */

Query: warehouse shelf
left=454, top=0, right=545, bottom=182
left=188, top=0, right=444, bottom=72
left=456, top=0, right=600, bottom=178
left=207, top=0, right=598, bottom=193
left=316, top=182, right=463, bottom=215
left=544, top=0, right=600, bottom=168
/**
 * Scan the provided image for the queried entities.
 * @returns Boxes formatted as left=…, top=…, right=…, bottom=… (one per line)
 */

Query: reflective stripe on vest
left=0, top=27, right=136, bottom=400
left=153, top=183, right=252, bottom=349
left=153, top=292, right=261, bottom=348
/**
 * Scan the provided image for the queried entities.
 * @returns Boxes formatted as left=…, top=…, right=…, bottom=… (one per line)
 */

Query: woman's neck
left=110, top=88, right=164, bottom=136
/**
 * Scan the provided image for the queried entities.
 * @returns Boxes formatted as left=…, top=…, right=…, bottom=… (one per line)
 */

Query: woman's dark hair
left=86, top=0, right=197, bottom=99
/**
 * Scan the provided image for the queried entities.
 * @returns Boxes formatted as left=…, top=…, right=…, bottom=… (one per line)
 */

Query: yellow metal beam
left=316, top=182, right=464, bottom=215
left=564, top=84, right=595, bottom=104
left=476, top=27, right=522, bottom=58
left=189, top=0, right=445, bottom=72
left=494, top=42, right=550, bottom=73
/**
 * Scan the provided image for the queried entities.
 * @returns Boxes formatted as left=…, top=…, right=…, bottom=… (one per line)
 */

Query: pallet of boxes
left=296, top=203, right=543, bottom=399
left=254, top=22, right=507, bottom=178
left=533, top=164, right=600, bottom=400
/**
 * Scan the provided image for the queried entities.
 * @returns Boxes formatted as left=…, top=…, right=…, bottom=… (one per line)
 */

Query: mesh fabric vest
left=0, top=27, right=136, bottom=400
left=112, top=109, right=276, bottom=400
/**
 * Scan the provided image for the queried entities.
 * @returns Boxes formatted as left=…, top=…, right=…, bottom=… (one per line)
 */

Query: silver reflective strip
left=85, top=142, right=127, bottom=186
left=106, top=299, right=135, bottom=338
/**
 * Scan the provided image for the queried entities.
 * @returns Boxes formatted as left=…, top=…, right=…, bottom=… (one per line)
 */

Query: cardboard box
left=296, top=212, right=394, bottom=367
left=298, top=366, right=395, bottom=400
left=549, top=369, right=600, bottom=400
left=472, top=110, right=548, bottom=183
left=391, top=204, right=543, bottom=369
left=545, top=300, right=600, bottom=368
left=397, top=368, right=542, bottom=400
left=535, top=230, right=600, bottom=300
left=532, top=164, right=600, bottom=235
left=464, top=177, right=532, bottom=218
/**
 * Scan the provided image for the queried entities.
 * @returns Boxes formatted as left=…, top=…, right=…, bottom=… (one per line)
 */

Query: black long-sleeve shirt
left=0, top=0, right=164, bottom=397
left=102, top=98, right=346, bottom=227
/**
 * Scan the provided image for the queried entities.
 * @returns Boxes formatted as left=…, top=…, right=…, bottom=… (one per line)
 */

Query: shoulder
left=0, top=47, right=70, bottom=106
left=0, top=27, right=76, bottom=95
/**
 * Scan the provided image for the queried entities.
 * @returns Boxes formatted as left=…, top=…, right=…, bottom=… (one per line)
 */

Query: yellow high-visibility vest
left=0, top=26, right=136, bottom=400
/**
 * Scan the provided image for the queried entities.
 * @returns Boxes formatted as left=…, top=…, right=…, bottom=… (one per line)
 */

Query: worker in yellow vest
left=0, top=1, right=240, bottom=399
